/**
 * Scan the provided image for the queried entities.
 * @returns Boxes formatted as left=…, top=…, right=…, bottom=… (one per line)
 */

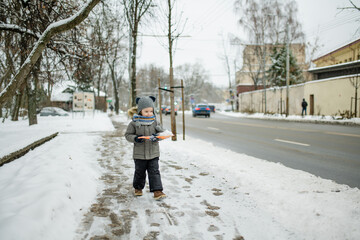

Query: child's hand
left=149, top=134, right=158, bottom=142
left=134, top=135, right=145, bottom=143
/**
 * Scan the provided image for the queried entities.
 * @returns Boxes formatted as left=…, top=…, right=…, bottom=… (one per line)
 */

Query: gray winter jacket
left=125, top=119, right=164, bottom=160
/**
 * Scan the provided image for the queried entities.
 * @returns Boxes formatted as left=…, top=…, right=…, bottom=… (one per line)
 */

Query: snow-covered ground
left=0, top=112, right=359, bottom=239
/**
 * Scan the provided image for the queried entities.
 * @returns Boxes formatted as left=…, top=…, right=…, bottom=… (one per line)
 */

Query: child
left=125, top=96, right=167, bottom=200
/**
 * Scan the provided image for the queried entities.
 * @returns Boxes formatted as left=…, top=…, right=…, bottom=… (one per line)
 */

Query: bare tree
left=0, top=0, right=101, bottom=125
left=234, top=0, right=304, bottom=83
left=153, top=0, right=187, bottom=140
left=234, top=0, right=304, bottom=112
left=219, top=33, right=238, bottom=111
left=350, top=74, right=360, bottom=117
left=175, top=63, right=207, bottom=108
left=122, top=0, right=153, bottom=107
left=90, top=2, right=128, bottom=114
left=341, top=0, right=360, bottom=11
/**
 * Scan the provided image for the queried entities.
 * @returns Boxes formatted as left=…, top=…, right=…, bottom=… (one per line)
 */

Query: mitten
left=134, top=135, right=144, bottom=143
left=149, top=133, right=158, bottom=142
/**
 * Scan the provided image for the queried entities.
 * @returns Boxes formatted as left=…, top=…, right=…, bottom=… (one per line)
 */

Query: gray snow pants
left=133, top=157, right=163, bottom=192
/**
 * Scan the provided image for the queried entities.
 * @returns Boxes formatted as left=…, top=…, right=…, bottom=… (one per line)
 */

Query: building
left=236, top=37, right=360, bottom=116
left=236, top=43, right=307, bottom=95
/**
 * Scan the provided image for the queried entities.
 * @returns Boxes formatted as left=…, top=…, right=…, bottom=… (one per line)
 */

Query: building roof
left=308, top=60, right=360, bottom=80
left=308, top=60, right=360, bottom=73
left=313, top=37, right=360, bottom=62
left=51, top=92, right=73, bottom=102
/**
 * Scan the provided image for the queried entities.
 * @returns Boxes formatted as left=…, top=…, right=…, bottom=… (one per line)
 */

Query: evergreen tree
left=267, top=46, right=303, bottom=86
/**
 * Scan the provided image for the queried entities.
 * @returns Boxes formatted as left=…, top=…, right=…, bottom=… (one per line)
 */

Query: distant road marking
left=324, top=131, right=360, bottom=138
left=207, top=127, right=220, bottom=131
left=274, top=139, right=310, bottom=146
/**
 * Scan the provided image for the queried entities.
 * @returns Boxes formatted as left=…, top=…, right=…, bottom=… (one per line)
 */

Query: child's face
left=141, top=107, right=154, bottom=117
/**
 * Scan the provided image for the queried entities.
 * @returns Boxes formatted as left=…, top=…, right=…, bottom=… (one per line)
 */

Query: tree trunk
left=27, top=59, right=41, bottom=126
left=130, top=28, right=138, bottom=107
left=11, top=92, right=22, bottom=121
left=97, top=59, right=103, bottom=97
left=109, top=60, right=120, bottom=115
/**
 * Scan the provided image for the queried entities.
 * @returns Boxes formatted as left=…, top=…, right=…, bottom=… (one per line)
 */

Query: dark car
left=209, top=105, right=215, bottom=113
left=164, top=106, right=177, bottom=116
left=160, top=105, right=167, bottom=114
left=39, top=107, right=69, bottom=116
left=192, top=104, right=211, bottom=118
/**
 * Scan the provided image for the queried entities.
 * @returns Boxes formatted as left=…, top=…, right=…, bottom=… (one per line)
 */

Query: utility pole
left=158, top=78, right=163, bottom=125
left=169, top=67, right=177, bottom=141
left=128, top=27, right=133, bottom=108
left=286, top=24, right=290, bottom=117
left=181, top=79, right=185, bottom=140
left=262, top=44, right=267, bottom=114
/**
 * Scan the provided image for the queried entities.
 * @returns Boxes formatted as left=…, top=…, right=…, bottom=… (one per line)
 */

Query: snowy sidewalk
left=74, top=118, right=283, bottom=239
left=76, top=115, right=360, bottom=240
left=0, top=113, right=360, bottom=239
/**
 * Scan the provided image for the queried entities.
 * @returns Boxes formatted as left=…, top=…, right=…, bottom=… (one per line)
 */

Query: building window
left=358, top=54, right=360, bottom=60
left=345, top=59, right=348, bottom=63
left=349, top=57, right=352, bottom=61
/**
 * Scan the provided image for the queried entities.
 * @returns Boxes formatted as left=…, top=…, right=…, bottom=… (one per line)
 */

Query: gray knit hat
left=136, top=96, right=156, bottom=114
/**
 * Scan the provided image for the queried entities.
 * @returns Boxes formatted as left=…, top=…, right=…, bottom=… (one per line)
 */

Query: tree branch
left=0, top=0, right=101, bottom=105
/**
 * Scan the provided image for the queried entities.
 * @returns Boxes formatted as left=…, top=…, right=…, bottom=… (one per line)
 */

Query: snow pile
left=0, top=112, right=114, bottom=158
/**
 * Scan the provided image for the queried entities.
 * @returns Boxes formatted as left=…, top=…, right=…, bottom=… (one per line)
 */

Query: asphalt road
left=161, top=112, right=360, bottom=188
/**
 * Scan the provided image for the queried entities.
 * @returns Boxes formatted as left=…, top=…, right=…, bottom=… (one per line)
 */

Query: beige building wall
left=303, top=77, right=354, bottom=116
left=237, top=75, right=356, bottom=116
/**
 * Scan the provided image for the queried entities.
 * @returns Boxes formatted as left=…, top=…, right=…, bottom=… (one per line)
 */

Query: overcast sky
left=136, top=0, right=360, bottom=87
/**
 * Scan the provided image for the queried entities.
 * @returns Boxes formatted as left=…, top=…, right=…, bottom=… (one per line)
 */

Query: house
left=50, top=87, right=73, bottom=111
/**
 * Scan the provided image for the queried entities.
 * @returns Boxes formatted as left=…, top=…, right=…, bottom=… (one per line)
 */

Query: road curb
left=250, top=117, right=360, bottom=126
left=0, top=132, right=59, bottom=167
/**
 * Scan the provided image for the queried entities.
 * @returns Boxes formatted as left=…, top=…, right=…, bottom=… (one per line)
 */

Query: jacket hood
left=127, top=107, right=138, bottom=118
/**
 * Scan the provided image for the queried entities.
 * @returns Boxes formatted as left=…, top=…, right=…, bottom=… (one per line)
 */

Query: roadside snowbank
left=218, top=111, right=360, bottom=125
left=0, top=112, right=113, bottom=158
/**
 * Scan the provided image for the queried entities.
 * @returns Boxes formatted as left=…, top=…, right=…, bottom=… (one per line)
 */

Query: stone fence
left=237, top=75, right=358, bottom=116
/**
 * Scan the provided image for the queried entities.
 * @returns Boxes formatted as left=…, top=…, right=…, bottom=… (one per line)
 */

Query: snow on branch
left=0, top=0, right=101, bottom=105
left=0, top=23, right=40, bottom=39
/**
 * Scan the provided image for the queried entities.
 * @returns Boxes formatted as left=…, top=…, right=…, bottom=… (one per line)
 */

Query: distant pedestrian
left=109, top=104, right=114, bottom=112
left=301, top=98, right=308, bottom=116
left=125, top=96, right=167, bottom=200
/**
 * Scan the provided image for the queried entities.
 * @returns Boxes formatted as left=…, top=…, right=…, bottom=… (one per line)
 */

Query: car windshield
left=41, top=108, right=53, bottom=112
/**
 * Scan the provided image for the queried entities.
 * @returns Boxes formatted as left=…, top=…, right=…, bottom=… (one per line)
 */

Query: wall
left=237, top=75, right=356, bottom=116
